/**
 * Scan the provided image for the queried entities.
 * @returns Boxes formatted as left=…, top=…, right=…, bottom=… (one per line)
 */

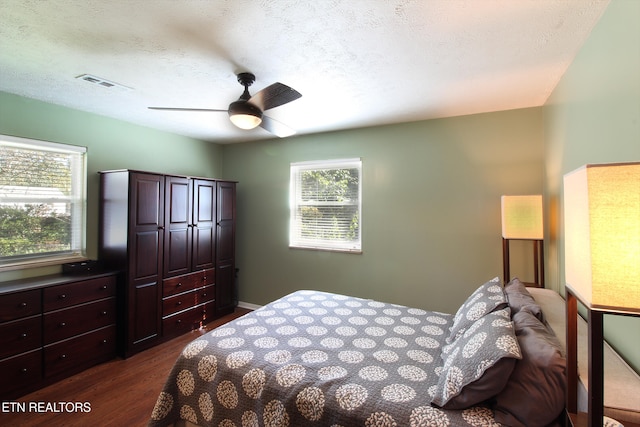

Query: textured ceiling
left=0, top=0, right=610, bottom=143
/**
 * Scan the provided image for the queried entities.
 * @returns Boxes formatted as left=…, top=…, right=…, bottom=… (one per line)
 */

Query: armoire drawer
left=44, top=297, right=116, bottom=344
left=195, top=284, right=215, bottom=305
left=163, top=274, right=199, bottom=298
left=163, top=284, right=215, bottom=317
left=162, top=300, right=215, bottom=337
left=0, top=289, right=41, bottom=322
left=200, top=268, right=215, bottom=287
left=43, top=275, right=116, bottom=311
left=163, top=269, right=214, bottom=298
left=163, top=289, right=197, bottom=317
left=44, top=325, right=116, bottom=379
left=0, top=315, right=42, bottom=360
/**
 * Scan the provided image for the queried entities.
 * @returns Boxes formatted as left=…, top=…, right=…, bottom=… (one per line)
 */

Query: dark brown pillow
left=504, top=277, right=544, bottom=321
left=493, top=310, right=566, bottom=427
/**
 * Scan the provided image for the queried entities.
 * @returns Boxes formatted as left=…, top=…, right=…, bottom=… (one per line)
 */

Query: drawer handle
left=21, top=368, right=28, bottom=374
left=20, top=302, right=28, bottom=308
left=101, top=285, right=108, bottom=290
left=176, top=301, right=182, bottom=306
left=102, top=339, right=108, bottom=344
left=176, top=282, right=182, bottom=288
left=176, top=319, right=182, bottom=324
left=101, top=311, right=108, bottom=316
left=59, top=294, right=67, bottom=300
left=60, top=322, right=66, bottom=327
left=21, top=333, right=28, bottom=339
left=60, top=354, right=67, bottom=360
left=202, top=293, right=208, bottom=298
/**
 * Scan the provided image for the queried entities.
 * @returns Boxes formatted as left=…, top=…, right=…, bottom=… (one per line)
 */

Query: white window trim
left=289, top=158, right=362, bottom=253
left=0, top=135, right=87, bottom=271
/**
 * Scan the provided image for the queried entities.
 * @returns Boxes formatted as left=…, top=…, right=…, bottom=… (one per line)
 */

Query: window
left=0, top=135, right=87, bottom=270
left=290, top=158, right=362, bottom=252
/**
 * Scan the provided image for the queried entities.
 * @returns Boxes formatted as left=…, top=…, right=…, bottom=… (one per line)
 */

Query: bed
left=149, top=278, right=566, bottom=427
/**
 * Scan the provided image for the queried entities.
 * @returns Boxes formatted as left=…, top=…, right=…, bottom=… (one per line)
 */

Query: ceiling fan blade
left=148, top=107, right=227, bottom=112
left=260, top=115, right=296, bottom=138
left=249, top=83, right=301, bottom=111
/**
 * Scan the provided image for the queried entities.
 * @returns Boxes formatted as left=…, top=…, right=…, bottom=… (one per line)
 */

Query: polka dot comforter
left=149, top=290, right=502, bottom=427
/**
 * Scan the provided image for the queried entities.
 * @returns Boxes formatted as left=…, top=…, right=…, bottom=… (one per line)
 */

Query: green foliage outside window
left=0, top=144, right=75, bottom=258
left=298, top=167, right=360, bottom=243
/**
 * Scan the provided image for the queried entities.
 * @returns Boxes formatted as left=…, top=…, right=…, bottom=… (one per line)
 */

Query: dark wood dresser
left=0, top=272, right=118, bottom=400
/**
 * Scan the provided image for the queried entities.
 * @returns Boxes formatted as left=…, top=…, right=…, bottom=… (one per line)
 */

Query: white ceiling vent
left=76, top=74, right=132, bottom=91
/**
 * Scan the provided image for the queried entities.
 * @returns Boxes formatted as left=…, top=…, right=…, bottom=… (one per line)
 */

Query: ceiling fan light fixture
left=228, top=101, right=262, bottom=130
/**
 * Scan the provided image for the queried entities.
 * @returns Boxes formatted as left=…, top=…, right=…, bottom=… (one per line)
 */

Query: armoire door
left=192, top=179, right=216, bottom=271
left=215, top=181, right=236, bottom=315
left=128, top=172, right=164, bottom=353
left=163, top=176, right=193, bottom=278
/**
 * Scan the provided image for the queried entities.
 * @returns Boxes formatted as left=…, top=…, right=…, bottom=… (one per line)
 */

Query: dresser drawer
left=0, top=349, right=43, bottom=397
left=44, top=298, right=116, bottom=345
left=162, top=300, right=215, bottom=337
left=0, top=289, right=41, bottom=322
left=162, top=269, right=209, bottom=298
left=44, top=325, right=116, bottom=379
left=0, top=315, right=42, bottom=359
left=43, top=275, right=116, bottom=311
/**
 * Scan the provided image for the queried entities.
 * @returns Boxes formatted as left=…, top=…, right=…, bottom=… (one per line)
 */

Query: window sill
left=0, top=254, right=88, bottom=272
left=289, top=245, right=362, bottom=254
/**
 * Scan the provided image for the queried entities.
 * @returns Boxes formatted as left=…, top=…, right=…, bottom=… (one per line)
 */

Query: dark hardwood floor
left=1, top=308, right=251, bottom=427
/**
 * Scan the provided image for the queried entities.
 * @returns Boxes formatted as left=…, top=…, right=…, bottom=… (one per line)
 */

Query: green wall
left=543, top=0, right=640, bottom=372
left=221, top=107, right=544, bottom=314
left=1, top=92, right=545, bottom=316
left=0, top=91, right=224, bottom=282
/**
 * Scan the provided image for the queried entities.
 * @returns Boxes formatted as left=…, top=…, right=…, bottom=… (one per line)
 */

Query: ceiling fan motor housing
left=228, top=100, right=262, bottom=119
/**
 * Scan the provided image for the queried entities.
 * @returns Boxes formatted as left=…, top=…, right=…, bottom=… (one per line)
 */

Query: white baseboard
left=237, top=301, right=263, bottom=311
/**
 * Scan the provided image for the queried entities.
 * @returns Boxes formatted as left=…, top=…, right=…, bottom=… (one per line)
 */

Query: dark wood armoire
left=99, top=170, right=236, bottom=357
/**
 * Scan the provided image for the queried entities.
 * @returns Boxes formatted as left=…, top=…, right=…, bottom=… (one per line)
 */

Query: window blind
left=290, top=158, right=362, bottom=252
left=0, top=135, right=87, bottom=268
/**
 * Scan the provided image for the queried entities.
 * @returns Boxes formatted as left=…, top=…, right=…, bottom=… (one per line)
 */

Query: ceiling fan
left=149, top=72, right=302, bottom=138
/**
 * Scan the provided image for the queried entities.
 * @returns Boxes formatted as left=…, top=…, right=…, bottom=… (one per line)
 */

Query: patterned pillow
left=431, top=307, right=521, bottom=409
left=447, top=277, right=507, bottom=344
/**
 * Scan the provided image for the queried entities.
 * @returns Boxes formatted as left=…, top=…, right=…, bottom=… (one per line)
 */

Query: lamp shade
left=228, top=101, right=262, bottom=130
left=501, top=195, right=543, bottom=239
left=564, top=162, right=640, bottom=313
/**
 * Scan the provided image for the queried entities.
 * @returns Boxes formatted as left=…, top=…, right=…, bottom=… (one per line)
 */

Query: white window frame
left=289, top=158, right=362, bottom=253
left=0, top=135, right=87, bottom=271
